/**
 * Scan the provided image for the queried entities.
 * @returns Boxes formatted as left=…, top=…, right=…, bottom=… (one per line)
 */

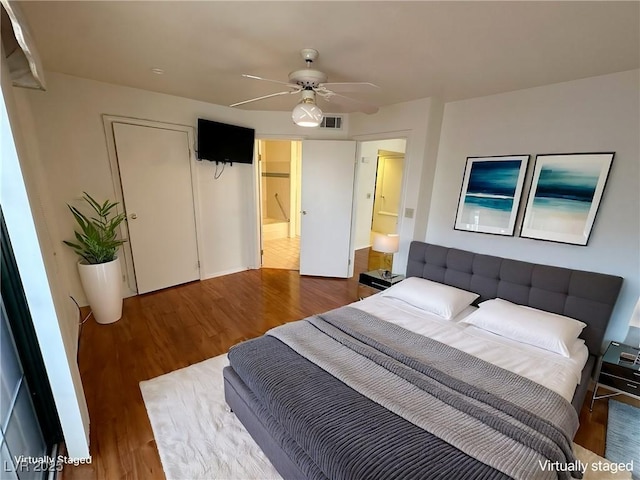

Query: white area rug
left=140, top=354, right=281, bottom=480
left=140, top=354, right=631, bottom=480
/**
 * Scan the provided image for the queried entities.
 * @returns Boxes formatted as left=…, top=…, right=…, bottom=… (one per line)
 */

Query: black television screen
left=197, top=118, right=255, bottom=164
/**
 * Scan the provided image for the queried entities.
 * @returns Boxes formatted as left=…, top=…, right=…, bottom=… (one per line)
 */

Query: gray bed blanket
left=228, top=306, right=582, bottom=480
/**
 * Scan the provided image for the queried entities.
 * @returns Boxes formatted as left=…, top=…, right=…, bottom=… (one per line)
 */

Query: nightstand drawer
left=600, top=373, right=640, bottom=395
left=590, top=341, right=640, bottom=411
left=602, top=362, right=640, bottom=381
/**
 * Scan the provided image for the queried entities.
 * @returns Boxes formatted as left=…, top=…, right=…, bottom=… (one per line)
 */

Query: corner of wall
left=414, top=97, right=444, bottom=241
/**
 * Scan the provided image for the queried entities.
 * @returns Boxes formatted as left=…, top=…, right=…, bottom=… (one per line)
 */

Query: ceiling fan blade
left=230, top=90, right=299, bottom=108
left=319, top=82, right=380, bottom=93
left=241, top=74, right=300, bottom=89
left=318, top=92, right=379, bottom=115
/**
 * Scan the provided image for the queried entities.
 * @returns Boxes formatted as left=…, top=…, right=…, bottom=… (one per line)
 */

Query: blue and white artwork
left=454, top=155, right=529, bottom=235
left=521, top=153, right=614, bottom=245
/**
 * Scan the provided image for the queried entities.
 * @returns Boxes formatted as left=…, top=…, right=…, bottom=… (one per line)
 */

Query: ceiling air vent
left=320, top=116, right=343, bottom=129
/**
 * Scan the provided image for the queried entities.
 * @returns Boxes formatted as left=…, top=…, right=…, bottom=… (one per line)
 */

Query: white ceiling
left=18, top=1, right=640, bottom=114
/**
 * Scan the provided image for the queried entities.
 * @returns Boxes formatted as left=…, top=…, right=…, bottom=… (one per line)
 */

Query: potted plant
left=64, top=192, right=127, bottom=324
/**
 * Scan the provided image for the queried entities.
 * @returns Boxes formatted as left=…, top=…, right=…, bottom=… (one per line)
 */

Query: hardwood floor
left=64, top=250, right=370, bottom=479
left=63, top=248, right=615, bottom=479
left=574, top=386, right=640, bottom=457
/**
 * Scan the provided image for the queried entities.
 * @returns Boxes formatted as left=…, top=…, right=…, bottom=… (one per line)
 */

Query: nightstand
left=358, top=270, right=404, bottom=299
left=590, top=341, right=640, bottom=411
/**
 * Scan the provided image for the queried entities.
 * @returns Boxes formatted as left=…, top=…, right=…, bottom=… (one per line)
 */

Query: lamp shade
left=624, top=297, right=640, bottom=347
left=292, top=102, right=323, bottom=127
left=629, top=297, right=640, bottom=328
left=372, top=233, right=399, bottom=254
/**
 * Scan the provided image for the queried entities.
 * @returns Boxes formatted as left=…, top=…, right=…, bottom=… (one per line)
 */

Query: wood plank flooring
left=63, top=248, right=616, bottom=479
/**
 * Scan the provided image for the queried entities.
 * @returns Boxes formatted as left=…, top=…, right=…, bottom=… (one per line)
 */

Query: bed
left=223, top=242, right=623, bottom=480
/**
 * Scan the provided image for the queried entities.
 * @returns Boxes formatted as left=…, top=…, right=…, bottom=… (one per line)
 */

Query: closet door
left=113, top=122, right=200, bottom=294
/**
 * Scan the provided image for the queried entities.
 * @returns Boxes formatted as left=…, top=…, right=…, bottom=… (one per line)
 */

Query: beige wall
left=427, top=69, right=640, bottom=346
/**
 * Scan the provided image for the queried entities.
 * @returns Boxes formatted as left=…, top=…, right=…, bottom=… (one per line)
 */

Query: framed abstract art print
left=454, top=155, right=529, bottom=236
left=520, top=152, right=614, bottom=245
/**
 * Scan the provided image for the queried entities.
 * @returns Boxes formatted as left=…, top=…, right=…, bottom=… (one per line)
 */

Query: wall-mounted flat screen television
left=197, top=118, right=255, bottom=164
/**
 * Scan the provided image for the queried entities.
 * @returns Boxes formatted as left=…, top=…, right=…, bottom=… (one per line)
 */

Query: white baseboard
left=202, top=266, right=249, bottom=280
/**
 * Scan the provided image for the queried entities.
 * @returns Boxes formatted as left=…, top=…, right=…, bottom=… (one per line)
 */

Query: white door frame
left=102, top=115, right=204, bottom=295
left=251, top=135, right=304, bottom=269
left=351, top=131, right=412, bottom=273
left=289, top=141, right=301, bottom=238
left=256, top=140, right=264, bottom=266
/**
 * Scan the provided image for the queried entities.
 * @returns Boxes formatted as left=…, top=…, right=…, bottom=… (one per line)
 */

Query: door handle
left=130, top=213, right=137, bottom=220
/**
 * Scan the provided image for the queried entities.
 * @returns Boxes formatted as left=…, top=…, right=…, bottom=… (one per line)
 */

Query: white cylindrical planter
left=77, top=257, right=123, bottom=324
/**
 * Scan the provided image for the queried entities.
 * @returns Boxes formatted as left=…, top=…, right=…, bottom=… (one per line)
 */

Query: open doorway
left=353, top=139, right=407, bottom=272
left=258, top=139, right=302, bottom=270
left=371, top=150, right=404, bottom=235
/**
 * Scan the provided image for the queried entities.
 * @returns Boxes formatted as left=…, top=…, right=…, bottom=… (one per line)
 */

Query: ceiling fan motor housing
left=288, top=69, right=327, bottom=88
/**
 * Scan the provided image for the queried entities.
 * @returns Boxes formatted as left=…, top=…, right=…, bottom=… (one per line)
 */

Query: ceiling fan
left=230, top=48, right=380, bottom=127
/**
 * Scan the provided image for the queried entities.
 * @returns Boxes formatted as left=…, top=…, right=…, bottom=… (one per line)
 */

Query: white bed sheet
left=352, top=294, right=589, bottom=402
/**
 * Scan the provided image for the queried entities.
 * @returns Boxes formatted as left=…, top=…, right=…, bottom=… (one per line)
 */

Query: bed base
left=225, top=355, right=596, bottom=480
left=223, top=241, right=622, bottom=479
left=223, top=366, right=307, bottom=480
left=572, top=355, right=595, bottom=412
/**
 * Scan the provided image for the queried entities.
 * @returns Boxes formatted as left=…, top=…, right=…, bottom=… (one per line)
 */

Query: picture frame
left=454, top=155, right=530, bottom=236
left=520, top=152, right=614, bottom=246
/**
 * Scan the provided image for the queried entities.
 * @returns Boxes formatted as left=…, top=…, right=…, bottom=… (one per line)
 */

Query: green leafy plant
left=64, top=192, right=127, bottom=264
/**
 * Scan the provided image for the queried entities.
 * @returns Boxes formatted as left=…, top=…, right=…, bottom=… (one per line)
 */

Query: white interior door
left=300, top=140, right=356, bottom=277
left=113, top=122, right=200, bottom=294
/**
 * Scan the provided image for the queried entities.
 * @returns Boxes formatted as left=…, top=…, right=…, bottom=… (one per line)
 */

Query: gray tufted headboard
left=407, top=242, right=623, bottom=356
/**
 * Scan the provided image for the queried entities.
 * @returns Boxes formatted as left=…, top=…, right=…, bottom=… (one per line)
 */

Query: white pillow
left=380, top=277, right=479, bottom=320
left=461, top=298, right=586, bottom=357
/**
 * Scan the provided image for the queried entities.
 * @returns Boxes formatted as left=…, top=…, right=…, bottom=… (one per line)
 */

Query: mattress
left=353, top=293, right=589, bottom=402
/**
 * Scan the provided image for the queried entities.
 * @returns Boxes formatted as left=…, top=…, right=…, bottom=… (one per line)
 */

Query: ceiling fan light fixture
left=292, top=90, right=323, bottom=127
left=233, top=49, right=379, bottom=116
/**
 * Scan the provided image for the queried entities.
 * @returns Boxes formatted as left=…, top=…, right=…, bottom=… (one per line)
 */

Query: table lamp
left=372, top=233, right=399, bottom=279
